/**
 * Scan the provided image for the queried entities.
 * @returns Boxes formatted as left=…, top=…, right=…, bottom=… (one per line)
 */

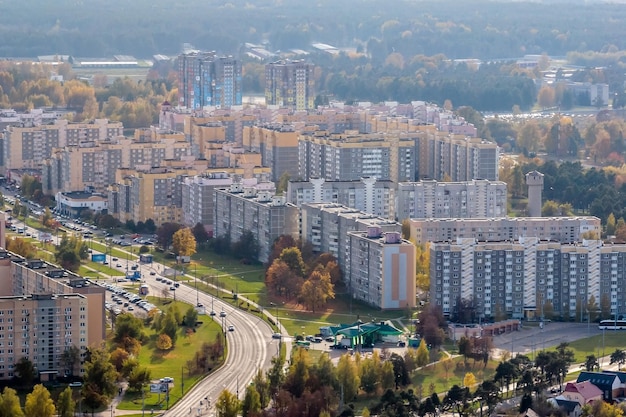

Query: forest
left=1, top=0, right=625, bottom=60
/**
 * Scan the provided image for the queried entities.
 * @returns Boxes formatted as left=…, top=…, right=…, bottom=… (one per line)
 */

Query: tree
left=284, top=347, right=310, bottom=398
left=610, top=349, right=626, bottom=370
left=584, top=354, right=599, bottom=371
left=56, top=387, right=75, bottom=417
left=172, top=227, right=197, bottom=258
left=15, top=357, right=35, bottom=386
left=279, top=247, right=306, bottom=277
left=55, top=235, right=88, bottom=272
left=192, top=222, right=210, bottom=246
left=359, top=354, right=381, bottom=395
left=474, top=380, right=500, bottom=417
left=537, top=86, right=556, bottom=109
left=156, top=333, right=173, bottom=351
left=24, top=384, right=55, bottom=417
left=242, top=385, right=261, bottom=417
left=110, top=347, right=130, bottom=372
left=0, top=387, right=24, bottom=417
left=380, top=361, right=395, bottom=391
left=6, top=237, right=36, bottom=258
left=216, top=389, right=239, bottom=417
left=252, top=368, right=270, bottom=408
left=156, top=222, right=182, bottom=250
left=82, top=347, right=118, bottom=410
left=231, top=230, right=260, bottom=263
left=443, top=384, right=471, bottom=417
left=462, top=372, right=476, bottom=389
left=184, top=306, right=198, bottom=327
left=127, top=366, right=151, bottom=392
left=416, top=339, right=430, bottom=367
left=114, top=313, right=145, bottom=345
left=60, top=345, right=80, bottom=377
left=299, top=268, right=335, bottom=312
left=337, top=354, right=360, bottom=401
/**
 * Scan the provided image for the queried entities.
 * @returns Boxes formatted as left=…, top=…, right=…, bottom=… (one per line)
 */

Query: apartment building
left=42, top=135, right=191, bottom=195
left=108, top=167, right=203, bottom=226
left=347, top=228, right=416, bottom=309
left=242, top=124, right=300, bottom=182
left=265, top=60, right=316, bottom=111
left=300, top=203, right=400, bottom=272
left=397, top=179, right=508, bottom=221
left=430, top=238, right=626, bottom=321
left=181, top=172, right=234, bottom=233
left=2, top=119, right=123, bottom=174
left=286, top=177, right=396, bottom=220
left=300, top=203, right=414, bottom=310
left=178, top=51, right=242, bottom=109
left=410, top=216, right=601, bottom=245
left=213, top=183, right=299, bottom=263
left=298, top=131, right=417, bottom=183
left=0, top=251, right=105, bottom=381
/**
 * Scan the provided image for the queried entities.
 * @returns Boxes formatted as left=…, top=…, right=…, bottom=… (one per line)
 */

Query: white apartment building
left=397, top=179, right=507, bottom=221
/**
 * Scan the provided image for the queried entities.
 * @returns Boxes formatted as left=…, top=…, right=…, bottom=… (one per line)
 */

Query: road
left=7, top=214, right=281, bottom=417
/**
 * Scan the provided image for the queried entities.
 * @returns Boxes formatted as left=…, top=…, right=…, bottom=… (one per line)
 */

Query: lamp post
left=110, top=404, right=114, bottom=417
left=195, top=260, right=199, bottom=306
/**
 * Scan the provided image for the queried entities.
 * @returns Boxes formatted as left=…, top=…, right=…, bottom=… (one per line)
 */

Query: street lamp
left=195, top=259, right=201, bottom=307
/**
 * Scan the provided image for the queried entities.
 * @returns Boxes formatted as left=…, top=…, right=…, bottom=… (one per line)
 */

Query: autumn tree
left=6, top=237, right=36, bottom=259
left=279, top=247, right=306, bottom=277
left=266, top=235, right=298, bottom=267
left=0, top=386, right=24, bottom=417
left=265, top=260, right=302, bottom=298
left=416, top=339, right=430, bottom=367
left=172, top=227, right=197, bottom=258
left=56, top=387, right=74, bottom=417
left=537, top=86, right=556, bottom=109
left=192, top=222, right=210, bottom=247
left=55, top=235, right=89, bottom=272
left=337, top=354, right=360, bottom=401
left=242, top=385, right=262, bottom=417
left=216, top=389, right=240, bottom=417
left=463, top=372, right=476, bottom=389
left=156, top=333, right=173, bottom=351
left=24, top=384, right=55, bottom=417
left=299, top=268, right=335, bottom=312
left=156, top=222, right=182, bottom=250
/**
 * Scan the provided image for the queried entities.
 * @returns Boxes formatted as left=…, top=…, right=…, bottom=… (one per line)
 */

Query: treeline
left=0, top=62, right=175, bottom=125
left=3, top=0, right=626, bottom=60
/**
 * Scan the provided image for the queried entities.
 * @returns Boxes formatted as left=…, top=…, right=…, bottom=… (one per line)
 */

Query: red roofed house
left=561, top=381, right=603, bottom=406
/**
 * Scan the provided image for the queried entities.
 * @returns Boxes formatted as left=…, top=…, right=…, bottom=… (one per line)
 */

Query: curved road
left=18, top=221, right=281, bottom=416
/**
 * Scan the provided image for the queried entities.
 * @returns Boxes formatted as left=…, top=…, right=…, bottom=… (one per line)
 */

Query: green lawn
left=562, top=331, right=626, bottom=363
left=411, top=356, right=497, bottom=395
left=89, top=240, right=137, bottom=260
left=116, top=297, right=224, bottom=411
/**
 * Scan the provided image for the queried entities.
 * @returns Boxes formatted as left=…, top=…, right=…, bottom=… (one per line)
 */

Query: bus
left=598, top=320, right=626, bottom=330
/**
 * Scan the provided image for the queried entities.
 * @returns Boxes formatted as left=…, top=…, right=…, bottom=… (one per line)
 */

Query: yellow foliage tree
left=463, top=372, right=477, bottom=388
left=156, top=333, right=173, bottom=351
left=172, top=227, right=197, bottom=258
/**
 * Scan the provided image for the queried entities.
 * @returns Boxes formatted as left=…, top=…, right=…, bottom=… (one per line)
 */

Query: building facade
left=213, top=183, right=299, bottom=263
left=396, top=179, right=507, bottom=221
left=181, top=172, right=235, bottom=233
left=300, top=203, right=415, bottom=310
left=410, top=216, right=601, bottom=245
left=0, top=251, right=105, bottom=381
left=287, top=177, right=396, bottom=219
left=430, top=238, right=626, bottom=321
left=265, top=60, right=316, bottom=111
left=346, top=228, right=416, bottom=309
left=178, top=52, right=242, bottom=109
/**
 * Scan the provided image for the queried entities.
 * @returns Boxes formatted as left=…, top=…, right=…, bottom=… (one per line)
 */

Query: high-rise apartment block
left=2, top=119, right=123, bottom=175
left=300, top=203, right=415, bottom=309
left=43, top=134, right=191, bottom=195
left=181, top=172, right=234, bottom=234
left=0, top=251, right=105, bottom=381
left=298, top=131, right=417, bottom=183
left=410, top=216, right=601, bottom=245
left=430, top=238, right=626, bottom=321
left=396, top=179, right=508, bottom=221
left=213, top=183, right=299, bottom=263
left=347, top=228, right=416, bottom=309
left=286, top=177, right=396, bottom=219
left=265, top=60, right=316, bottom=110
left=178, top=52, right=242, bottom=109
left=243, top=124, right=300, bottom=182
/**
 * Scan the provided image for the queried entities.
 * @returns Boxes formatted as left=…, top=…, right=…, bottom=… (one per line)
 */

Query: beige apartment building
left=43, top=134, right=191, bottom=195
left=0, top=252, right=105, bottom=381
left=3, top=119, right=123, bottom=174
left=242, top=124, right=300, bottom=182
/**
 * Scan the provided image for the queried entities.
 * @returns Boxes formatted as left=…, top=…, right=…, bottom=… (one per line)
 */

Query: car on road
left=169, top=286, right=175, bottom=291
left=112, top=257, right=118, bottom=261
left=220, top=311, right=226, bottom=317
left=69, top=382, right=82, bottom=387
left=325, top=336, right=335, bottom=342
left=174, top=283, right=180, bottom=288
left=160, top=377, right=174, bottom=384
left=150, top=271, right=156, bottom=275
left=210, top=311, right=216, bottom=316
left=272, top=333, right=282, bottom=339
left=228, top=325, right=235, bottom=332
left=116, top=264, right=122, bottom=268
